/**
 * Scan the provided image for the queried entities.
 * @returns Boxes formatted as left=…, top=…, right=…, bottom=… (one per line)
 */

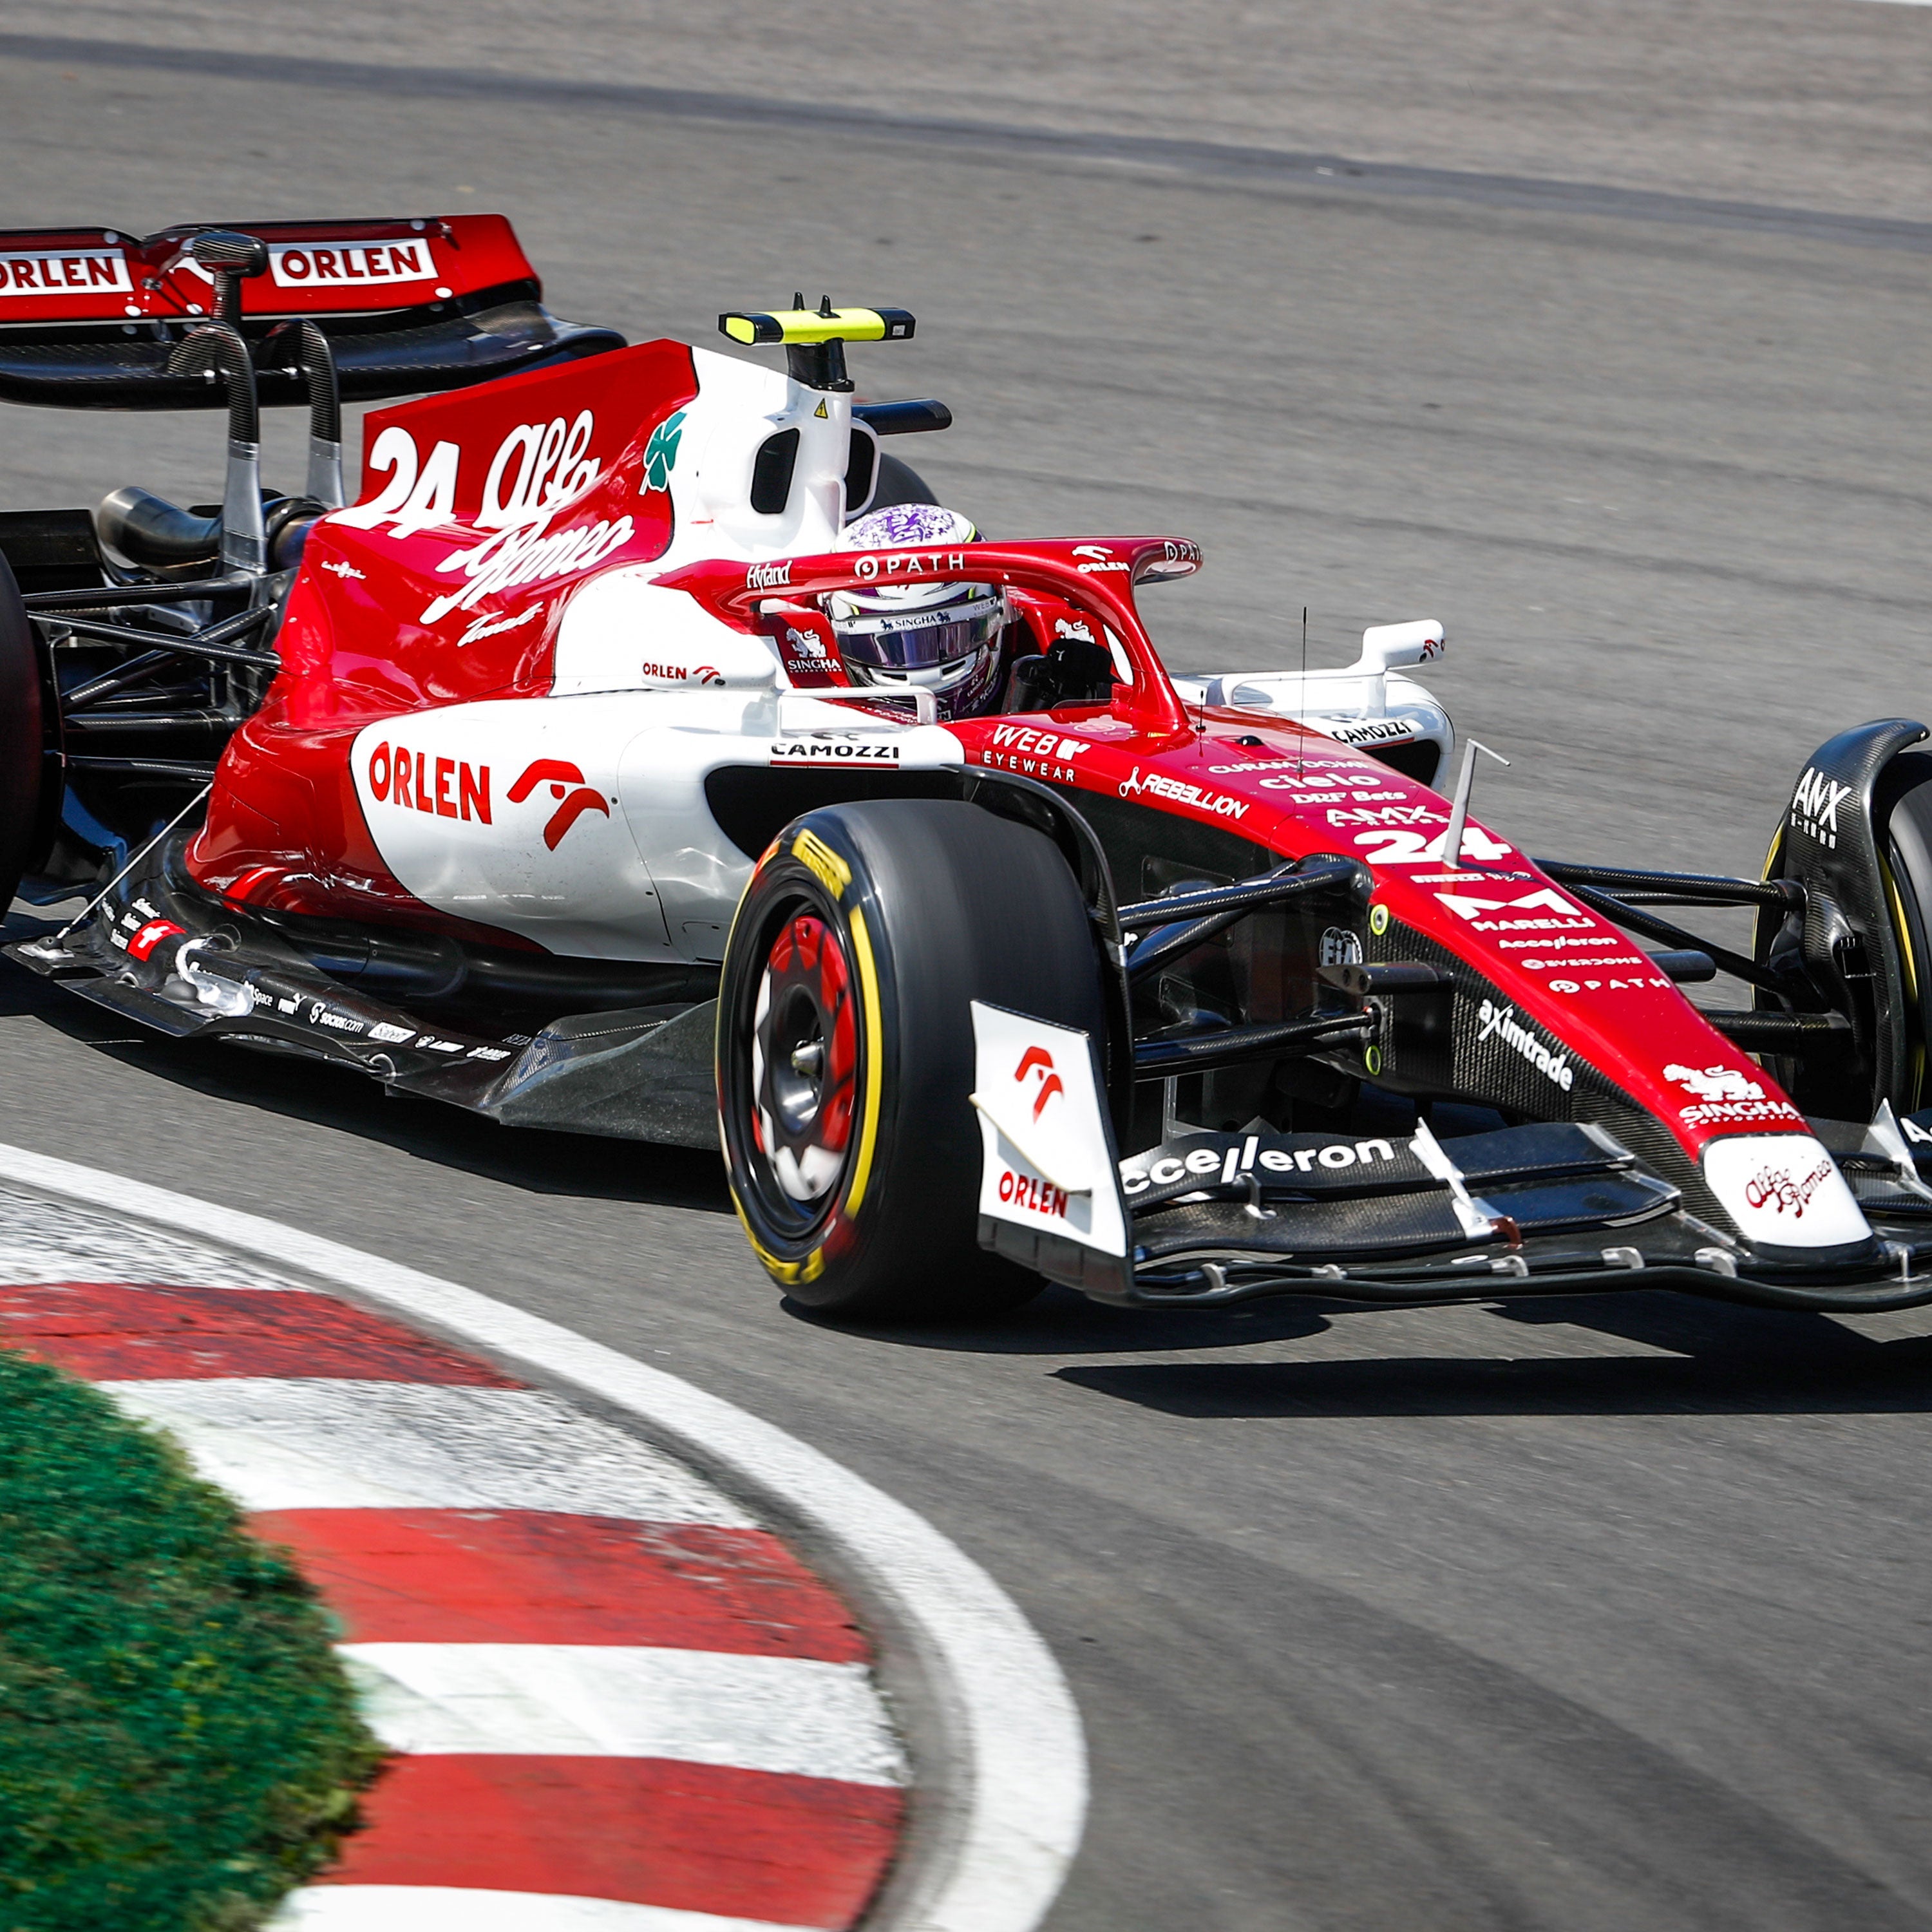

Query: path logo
left=1015, top=1044, right=1065, bottom=1121
left=507, top=759, right=610, bottom=851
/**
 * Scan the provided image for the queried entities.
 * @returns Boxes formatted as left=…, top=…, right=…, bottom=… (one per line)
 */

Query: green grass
left=0, top=1347, right=382, bottom=1931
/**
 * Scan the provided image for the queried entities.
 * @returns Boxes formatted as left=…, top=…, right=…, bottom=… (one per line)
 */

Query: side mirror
left=1351, top=620, right=1444, bottom=675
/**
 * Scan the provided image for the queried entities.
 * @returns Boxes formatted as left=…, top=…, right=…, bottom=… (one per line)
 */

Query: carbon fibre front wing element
left=1086, top=1121, right=1932, bottom=1314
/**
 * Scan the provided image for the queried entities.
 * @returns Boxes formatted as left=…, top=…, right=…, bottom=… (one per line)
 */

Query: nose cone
left=1701, top=1134, right=1873, bottom=1255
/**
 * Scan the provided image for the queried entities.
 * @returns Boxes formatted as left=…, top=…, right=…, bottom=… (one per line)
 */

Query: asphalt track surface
left=3, top=6, right=1932, bottom=1926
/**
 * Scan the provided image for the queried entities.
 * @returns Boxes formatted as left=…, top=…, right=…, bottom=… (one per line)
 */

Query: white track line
left=0, top=1142, right=1088, bottom=1932
left=274, top=1889, right=825, bottom=1931
left=104, top=1378, right=753, bottom=1522
left=342, top=1641, right=904, bottom=1782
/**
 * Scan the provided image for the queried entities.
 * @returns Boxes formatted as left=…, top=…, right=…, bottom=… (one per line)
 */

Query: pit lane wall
left=0, top=1187, right=904, bottom=1932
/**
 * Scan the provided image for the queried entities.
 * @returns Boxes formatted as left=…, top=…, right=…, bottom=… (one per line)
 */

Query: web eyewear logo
left=507, top=759, right=610, bottom=851
left=642, top=410, right=687, bottom=493
left=1014, top=1044, right=1064, bottom=1121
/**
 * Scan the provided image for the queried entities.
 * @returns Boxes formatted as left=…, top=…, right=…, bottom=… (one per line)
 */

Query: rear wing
left=0, top=214, right=623, bottom=410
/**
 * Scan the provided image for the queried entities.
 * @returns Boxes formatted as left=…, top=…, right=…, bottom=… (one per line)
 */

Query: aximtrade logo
left=507, top=758, right=611, bottom=851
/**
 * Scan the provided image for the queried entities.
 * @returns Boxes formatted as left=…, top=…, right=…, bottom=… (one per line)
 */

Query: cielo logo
left=507, top=759, right=611, bottom=851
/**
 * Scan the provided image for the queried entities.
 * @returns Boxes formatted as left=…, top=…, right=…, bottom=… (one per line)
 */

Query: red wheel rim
left=750, top=913, right=859, bottom=1209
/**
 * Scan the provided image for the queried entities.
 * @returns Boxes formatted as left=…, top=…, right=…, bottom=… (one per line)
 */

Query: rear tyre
left=866, top=452, right=940, bottom=514
left=717, top=799, right=1106, bottom=1321
left=0, top=552, right=44, bottom=913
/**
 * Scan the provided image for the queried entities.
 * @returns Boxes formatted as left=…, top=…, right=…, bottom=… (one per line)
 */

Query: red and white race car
left=4, top=215, right=1931, bottom=1323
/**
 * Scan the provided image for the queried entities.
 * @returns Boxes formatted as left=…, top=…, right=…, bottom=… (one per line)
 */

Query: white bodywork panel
left=351, top=691, right=962, bottom=962
left=1171, top=620, right=1455, bottom=784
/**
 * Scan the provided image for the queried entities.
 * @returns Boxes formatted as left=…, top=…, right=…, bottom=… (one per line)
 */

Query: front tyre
left=717, top=799, right=1106, bottom=1321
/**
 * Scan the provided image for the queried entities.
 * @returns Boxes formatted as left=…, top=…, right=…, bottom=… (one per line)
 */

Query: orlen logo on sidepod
left=507, top=759, right=611, bottom=851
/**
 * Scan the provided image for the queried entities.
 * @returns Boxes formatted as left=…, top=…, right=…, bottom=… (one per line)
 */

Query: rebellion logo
left=507, top=759, right=611, bottom=851
left=1119, top=768, right=1249, bottom=820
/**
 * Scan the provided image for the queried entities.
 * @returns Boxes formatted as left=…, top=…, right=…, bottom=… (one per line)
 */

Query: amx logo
left=1790, top=766, right=1853, bottom=849
left=507, top=759, right=610, bottom=851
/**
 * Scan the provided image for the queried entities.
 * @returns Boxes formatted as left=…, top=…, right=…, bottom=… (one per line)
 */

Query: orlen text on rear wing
left=0, top=215, right=623, bottom=411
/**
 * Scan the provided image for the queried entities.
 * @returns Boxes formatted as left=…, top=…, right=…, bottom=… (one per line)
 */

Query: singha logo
left=1664, top=1063, right=1764, bottom=1103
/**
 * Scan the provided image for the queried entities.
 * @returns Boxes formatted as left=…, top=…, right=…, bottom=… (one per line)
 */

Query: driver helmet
left=828, top=504, right=1007, bottom=721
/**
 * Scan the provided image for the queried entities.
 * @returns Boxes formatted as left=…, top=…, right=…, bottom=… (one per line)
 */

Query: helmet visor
left=832, top=591, right=1007, bottom=672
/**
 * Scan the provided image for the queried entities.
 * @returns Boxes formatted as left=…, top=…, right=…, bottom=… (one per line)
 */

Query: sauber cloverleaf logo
left=642, top=410, right=688, bottom=493
left=508, top=758, right=611, bottom=851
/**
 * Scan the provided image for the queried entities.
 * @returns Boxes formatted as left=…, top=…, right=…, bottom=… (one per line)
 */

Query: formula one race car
left=5, top=214, right=1932, bottom=1324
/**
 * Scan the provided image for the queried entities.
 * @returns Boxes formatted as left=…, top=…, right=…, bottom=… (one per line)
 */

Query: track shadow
left=1055, top=1299, right=1932, bottom=1417
left=784, top=1282, right=1336, bottom=1356
left=0, top=929, right=732, bottom=1217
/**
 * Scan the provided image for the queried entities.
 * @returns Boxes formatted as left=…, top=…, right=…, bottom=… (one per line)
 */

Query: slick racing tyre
left=0, top=551, right=44, bottom=913
left=718, top=798, right=1106, bottom=1321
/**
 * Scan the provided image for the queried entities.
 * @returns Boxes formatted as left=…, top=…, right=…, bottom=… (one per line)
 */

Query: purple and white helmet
left=828, top=504, right=1007, bottom=721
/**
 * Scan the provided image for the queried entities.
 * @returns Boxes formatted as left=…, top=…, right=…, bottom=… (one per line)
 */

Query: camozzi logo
left=1477, top=998, right=1574, bottom=1091
left=1790, top=766, right=1852, bottom=850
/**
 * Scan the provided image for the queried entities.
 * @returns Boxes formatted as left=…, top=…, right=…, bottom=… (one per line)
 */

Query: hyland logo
left=747, top=560, right=793, bottom=591
left=368, top=743, right=491, bottom=824
left=507, top=759, right=611, bottom=850
left=1476, top=998, right=1574, bottom=1091
left=1119, top=768, right=1249, bottom=820
left=1790, top=766, right=1853, bottom=850
left=642, top=410, right=687, bottom=493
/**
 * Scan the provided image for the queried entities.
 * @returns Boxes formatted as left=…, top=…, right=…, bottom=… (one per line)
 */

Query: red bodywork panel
left=0, top=215, right=534, bottom=325
left=674, top=538, right=1811, bottom=1170
left=186, top=340, right=698, bottom=936
left=196, top=489, right=1801, bottom=1167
